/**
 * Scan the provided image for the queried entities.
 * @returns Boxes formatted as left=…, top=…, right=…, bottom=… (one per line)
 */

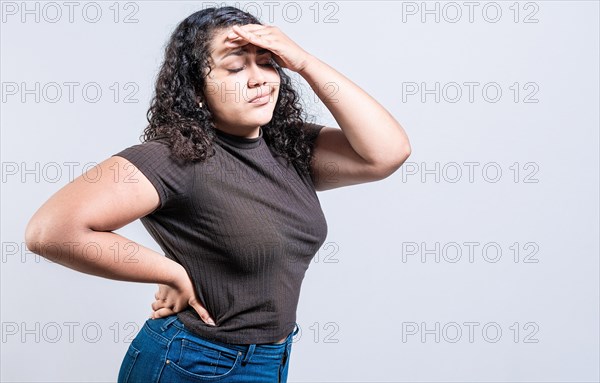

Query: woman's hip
left=117, top=314, right=298, bottom=383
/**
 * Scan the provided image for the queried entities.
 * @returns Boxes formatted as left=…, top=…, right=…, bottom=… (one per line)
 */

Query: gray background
left=1, top=1, right=598, bottom=382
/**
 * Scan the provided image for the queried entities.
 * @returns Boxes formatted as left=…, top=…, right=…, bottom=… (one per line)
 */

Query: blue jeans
left=117, top=315, right=299, bottom=382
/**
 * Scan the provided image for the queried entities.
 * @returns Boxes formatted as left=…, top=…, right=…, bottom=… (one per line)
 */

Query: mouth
left=248, top=89, right=274, bottom=105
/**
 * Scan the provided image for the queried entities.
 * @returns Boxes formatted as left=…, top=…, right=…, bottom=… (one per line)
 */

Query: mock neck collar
left=213, top=127, right=263, bottom=149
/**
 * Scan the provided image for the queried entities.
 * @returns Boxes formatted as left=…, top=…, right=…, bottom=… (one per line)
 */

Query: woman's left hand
left=227, top=24, right=312, bottom=73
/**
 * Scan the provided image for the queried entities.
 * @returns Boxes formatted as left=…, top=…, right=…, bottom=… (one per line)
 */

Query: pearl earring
left=198, top=101, right=203, bottom=108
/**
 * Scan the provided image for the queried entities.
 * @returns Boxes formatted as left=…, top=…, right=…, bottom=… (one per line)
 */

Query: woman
left=24, top=5, right=411, bottom=383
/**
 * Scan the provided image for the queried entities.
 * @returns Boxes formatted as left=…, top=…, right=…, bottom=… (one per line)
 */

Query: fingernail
left=208, top=319, right=216, bottom=326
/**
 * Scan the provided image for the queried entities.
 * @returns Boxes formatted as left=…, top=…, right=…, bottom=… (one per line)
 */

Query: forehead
left=209, top=28, right=266, bottom=60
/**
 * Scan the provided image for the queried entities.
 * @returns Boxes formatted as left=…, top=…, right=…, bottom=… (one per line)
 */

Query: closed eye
left=227, top=61, right=275, bottom=73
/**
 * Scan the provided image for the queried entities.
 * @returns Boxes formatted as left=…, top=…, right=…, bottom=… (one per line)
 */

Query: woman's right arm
left=24, top=155, right=186, bottom=286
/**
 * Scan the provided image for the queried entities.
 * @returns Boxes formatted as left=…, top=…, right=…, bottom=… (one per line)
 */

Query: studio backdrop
left=1, top=1, right=598, bottom=382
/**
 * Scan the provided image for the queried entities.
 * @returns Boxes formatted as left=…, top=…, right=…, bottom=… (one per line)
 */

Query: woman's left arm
left=229, top=24, right=412, bottom=191
left=298, top=54, right=412, bottom=191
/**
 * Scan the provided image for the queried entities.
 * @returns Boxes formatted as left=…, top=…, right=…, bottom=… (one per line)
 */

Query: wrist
left=165, top=258, right=187, bottom=287
left=298, top=53, right=318, bottom=76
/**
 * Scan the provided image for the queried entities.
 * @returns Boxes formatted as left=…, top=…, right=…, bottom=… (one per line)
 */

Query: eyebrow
left=221, top=47, right=271, bottom=60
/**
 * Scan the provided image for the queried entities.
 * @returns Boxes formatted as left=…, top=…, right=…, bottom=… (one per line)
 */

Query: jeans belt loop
left=160, top=315, right=179, bottom=332
left=241, top=343, right=256, bottom=366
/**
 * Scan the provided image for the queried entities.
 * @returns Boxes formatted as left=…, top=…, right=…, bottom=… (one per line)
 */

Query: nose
left=247, top=61, right=267, bottom=88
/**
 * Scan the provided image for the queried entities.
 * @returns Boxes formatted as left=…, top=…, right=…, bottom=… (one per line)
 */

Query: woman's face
left=203, top=27, right=281, bottom=134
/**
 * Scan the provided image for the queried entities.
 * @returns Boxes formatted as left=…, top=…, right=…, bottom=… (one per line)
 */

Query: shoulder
left=111, top=138, right=194, bottom=210
left=301, top=122, right=326, bottom=142
left=113, top=138, right=171, bottom=157
left=112, top=138, right=191, bottom=169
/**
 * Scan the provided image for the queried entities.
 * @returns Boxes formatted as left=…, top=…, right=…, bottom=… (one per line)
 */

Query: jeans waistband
left=156, top=315, right=299, bottom=349
left=156, top=315, right=299, bottom=367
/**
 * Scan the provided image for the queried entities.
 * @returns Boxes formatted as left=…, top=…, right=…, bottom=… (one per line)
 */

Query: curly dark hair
left=141, top=6, right=318, bottom=177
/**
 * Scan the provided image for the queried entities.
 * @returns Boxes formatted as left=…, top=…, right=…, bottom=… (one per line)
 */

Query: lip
left=248, top=90, right=273, bottom=105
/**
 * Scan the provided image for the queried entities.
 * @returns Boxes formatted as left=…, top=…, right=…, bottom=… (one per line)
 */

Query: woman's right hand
left=150, top=263, right=216, bottom=326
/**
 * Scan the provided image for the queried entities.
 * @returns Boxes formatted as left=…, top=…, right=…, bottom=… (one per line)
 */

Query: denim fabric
left=117, top=315, right=299, bottom=382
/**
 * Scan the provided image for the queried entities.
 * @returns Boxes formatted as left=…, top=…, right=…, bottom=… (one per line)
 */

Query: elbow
left=375, top=143, right=412, bottom=179
left=25, top=212, right=92, bottom=257
left=24, top=215, right=68, bottom=256
left=24, top=217, right=48, bottom=255
left=402, top=142, right=412, bottom=161
left=25, top=216, right=94, bottom=266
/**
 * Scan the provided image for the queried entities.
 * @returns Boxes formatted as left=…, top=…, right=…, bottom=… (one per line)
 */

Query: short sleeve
left=301, top=122, right=326, bottom=186
left=302, top=122, right=325, bottom=148
left=111, top=139, right=191, bottom=212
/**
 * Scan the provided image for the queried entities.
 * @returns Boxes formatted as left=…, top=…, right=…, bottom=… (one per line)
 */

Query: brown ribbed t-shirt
left=112, top=124, right=328, bottom=344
